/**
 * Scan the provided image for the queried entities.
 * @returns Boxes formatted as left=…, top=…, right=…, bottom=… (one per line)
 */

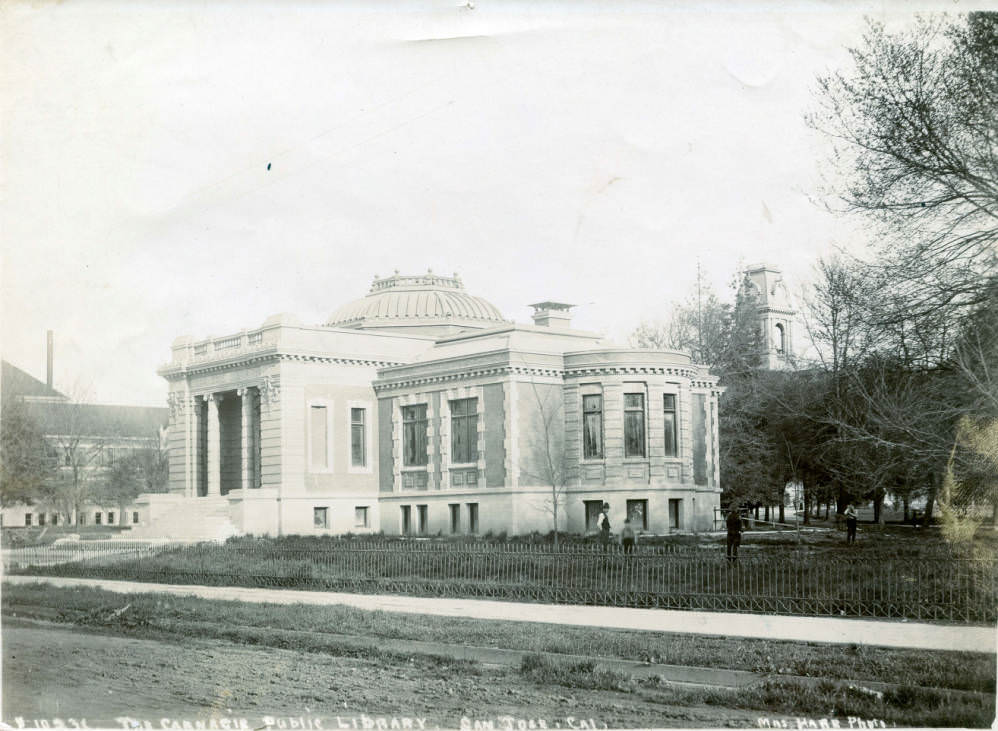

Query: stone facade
left=152, top=273, right=722, bottom=538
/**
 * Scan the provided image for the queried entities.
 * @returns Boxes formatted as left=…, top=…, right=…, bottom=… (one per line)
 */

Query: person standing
left=620, top=518, right=636, bottom=554
left=597, top=502, right=611, bottom=549
left=726, top=508, right=743, bottom=561
left=845, top=504, right=858, bottom=544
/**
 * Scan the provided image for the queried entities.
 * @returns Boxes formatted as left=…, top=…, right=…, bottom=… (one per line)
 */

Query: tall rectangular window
left=692, top=393, right=707, bottom=486
left=78, top=513, right=85, bottom=526
left=582, top=394, right=603, bottom=459
left=450, top=398, right=478, bottom=464
left=132, top=512, right=139, bottom=524
left=95, top=512, right=102, bottom=525
left=310, top=405, right=328, bottom=469
left=669, top=498, right=682, bottom=530
left=403, top=405, right=428, bottom=466
left=351, top=408, right=366, bottom=467
left=38, top=514, right=45, bottom=526
left=449, top=503, right=461, bottom=534
left=467, top=503, right=479, bottom=534
left=663, top=394, right=678, bottom=458
left=24, top=514, right=32, bottom=526
left=624, top=393, right=646, bottom=458
left=417, top=504, right=428, bottom=534
left=108, top=512, right=115, bottom=525
left=401, top=505, right=412, bottom=535
left=354, top=506, right=369, bottom=528
left=314, top=507, right=328, bottom=529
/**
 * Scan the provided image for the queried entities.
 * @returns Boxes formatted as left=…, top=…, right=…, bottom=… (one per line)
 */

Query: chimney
left=46, top=330, right=53, bottom=388
left=529, top=302, right=575, bottom=330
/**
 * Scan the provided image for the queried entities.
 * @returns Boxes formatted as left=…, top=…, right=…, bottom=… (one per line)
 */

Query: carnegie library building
left=148, top=272, right=723, bottom=539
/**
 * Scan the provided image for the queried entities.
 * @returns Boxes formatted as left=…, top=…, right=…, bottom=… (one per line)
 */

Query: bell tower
left=743, top=265, right=795, bottom=370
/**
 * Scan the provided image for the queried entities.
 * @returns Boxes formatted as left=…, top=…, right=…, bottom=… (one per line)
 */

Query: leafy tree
left=632, top=268, right=769, bottom=514
left=0, top=394, right=55, bottom=507
left=630, top=281, right=732, bottom=368
left=94, top=453, right=142, bottom=525
left=92, top=438, right=167, bottom=525
left=131, top=442, right=169, bottom=494
left=942, top=416, right=998, bottom=538
left=630, top=269, right=762, bottom=380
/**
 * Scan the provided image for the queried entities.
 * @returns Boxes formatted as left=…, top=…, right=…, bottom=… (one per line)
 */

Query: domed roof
left=325, top=272, right=509, bottom=334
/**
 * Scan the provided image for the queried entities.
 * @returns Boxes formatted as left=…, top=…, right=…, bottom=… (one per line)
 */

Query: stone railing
left=175, top=330, right=272, bottom=364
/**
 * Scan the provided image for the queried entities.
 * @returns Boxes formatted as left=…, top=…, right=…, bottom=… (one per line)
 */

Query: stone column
left=206, top=394, right=221, bottom=497
left=187, top=394, right=196, bottom=498
left=190, top=395, right=201, bottom=498
left=239, top=387, right=251, bottom=492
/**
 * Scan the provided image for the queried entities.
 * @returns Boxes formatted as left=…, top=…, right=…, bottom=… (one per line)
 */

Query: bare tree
left=42, top=396, right=103, bottom=524
left=801, top=256, right=875, bottom=379
left=809, top=13, right=998, bottom=322
left=521, top=380, right=572, bottom=548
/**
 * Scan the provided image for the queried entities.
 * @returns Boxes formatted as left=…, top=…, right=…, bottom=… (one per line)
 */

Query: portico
left=194, top=388, right=261, bottom=497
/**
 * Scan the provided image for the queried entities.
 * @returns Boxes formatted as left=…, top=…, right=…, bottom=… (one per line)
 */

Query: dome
left=325, top=272, right=509, bottom=335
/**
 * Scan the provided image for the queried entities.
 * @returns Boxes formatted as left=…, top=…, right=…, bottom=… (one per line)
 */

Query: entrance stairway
left=128, top=497, right=239, bottom=542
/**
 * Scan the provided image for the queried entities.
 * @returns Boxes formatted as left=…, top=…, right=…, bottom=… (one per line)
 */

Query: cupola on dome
left=325, top=271, right=509, bottom=336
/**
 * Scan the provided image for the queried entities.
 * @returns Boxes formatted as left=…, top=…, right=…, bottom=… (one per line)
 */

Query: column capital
left=260, top=375, right=280, bottom=405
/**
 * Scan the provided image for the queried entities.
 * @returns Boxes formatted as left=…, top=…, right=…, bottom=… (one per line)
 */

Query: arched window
left=775, top=323, right=786, bottom=354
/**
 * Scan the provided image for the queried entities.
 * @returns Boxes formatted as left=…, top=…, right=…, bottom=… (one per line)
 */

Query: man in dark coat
left=726, top=508, right=743, bottom=561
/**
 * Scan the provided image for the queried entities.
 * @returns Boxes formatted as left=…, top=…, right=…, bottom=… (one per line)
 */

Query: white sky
left=0, top=1, right=955, bottom=406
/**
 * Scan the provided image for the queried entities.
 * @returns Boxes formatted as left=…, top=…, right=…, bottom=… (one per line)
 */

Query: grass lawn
left=3, top=581, right=995, bottom=728
left=13, top=529, right=995, bottom=622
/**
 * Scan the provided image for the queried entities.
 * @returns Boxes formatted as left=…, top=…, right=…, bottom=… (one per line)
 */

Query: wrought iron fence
left=5, top=539, right=996, bottom=623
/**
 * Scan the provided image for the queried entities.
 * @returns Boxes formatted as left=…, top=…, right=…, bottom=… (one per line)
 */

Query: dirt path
left=3, top=623, right=767, bottom=729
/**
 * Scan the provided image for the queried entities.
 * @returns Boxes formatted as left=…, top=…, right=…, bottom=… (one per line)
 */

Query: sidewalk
left=5, top=575, right=995, bottom=654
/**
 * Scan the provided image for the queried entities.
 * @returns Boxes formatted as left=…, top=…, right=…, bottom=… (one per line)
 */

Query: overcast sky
left=1, top=1, right=954, bottom=406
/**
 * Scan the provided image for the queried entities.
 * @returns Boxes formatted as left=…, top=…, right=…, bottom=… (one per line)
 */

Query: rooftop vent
left=529, top=302, right=575, bottom=330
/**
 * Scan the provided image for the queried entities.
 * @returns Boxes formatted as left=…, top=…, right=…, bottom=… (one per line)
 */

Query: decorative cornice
left=374, top=365, right=563, bottom=392
left=563, top=365, right=700, bottom=379
left=374, top=363, right=721, bottom=392
left=159, top=349, right=404, bottom=380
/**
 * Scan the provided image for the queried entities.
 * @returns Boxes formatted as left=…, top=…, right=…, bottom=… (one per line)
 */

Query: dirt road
left=3, top=622, right=765, bottom=730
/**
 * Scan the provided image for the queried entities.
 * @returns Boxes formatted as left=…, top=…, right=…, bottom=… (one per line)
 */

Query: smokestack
left=46, top=330, right=53, bottom=389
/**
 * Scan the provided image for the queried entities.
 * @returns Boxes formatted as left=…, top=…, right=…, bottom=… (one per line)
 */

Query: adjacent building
left=1, top=356, right=169, bottom=529
left=150, top=272, right=723, bottom=538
